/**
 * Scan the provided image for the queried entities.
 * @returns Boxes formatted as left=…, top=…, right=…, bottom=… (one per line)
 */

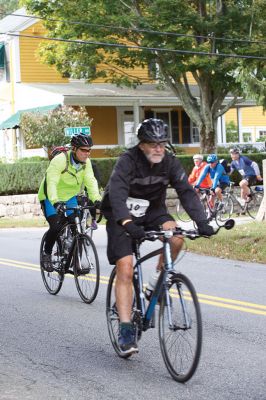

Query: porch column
left=237, top=107, right=243, bottom=143
left=133, top=101, right=140, bottom=134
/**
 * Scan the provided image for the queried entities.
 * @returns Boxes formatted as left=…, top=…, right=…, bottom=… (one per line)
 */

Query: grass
left=0, top=217, right=48, bottom=228
left=185, top=221, right=266, bottom=264
left=0, top=217, right=265, bottom=264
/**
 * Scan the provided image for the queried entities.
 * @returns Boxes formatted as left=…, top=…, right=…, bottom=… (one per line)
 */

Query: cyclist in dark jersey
left=101, top=118, right=214, bottom=356
left=230, top=147, right=262, bottom=204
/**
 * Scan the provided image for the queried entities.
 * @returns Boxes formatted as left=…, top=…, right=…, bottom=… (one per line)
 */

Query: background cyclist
left=195, top=154, right=230, bottom=207
left=188, top=154, right=212, bottom=189
left=101, top=118, right=214, bottom=356
left=38, top=133, right=102, bottom=272
left=229, top=147, right=263, bottom=204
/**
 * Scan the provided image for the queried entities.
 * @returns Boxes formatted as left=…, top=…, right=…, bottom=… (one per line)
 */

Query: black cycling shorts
left=243, top=176, right=257, bottom=186
left=105, top=208, right=175, bottom=265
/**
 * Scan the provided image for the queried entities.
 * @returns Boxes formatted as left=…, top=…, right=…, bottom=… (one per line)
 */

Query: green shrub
left=103, top=146, right=127, bottom=157
left=0, top=161, right=49, bottom=195
left=17, top=156, right=48, bottom=163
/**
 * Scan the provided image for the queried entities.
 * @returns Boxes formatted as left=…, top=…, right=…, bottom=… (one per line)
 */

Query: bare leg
left=115, top=255, right=134, bottom=323
left=240, top=179, right=250, bottom=201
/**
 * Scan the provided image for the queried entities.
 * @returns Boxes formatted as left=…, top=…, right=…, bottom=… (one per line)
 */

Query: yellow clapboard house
left=0, top=8, right=265, bottom=160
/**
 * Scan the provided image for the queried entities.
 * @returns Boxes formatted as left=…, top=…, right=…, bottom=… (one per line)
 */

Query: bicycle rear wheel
left=246, top=192, right=263, bottom=219
left=73, top=234, right=100, bottom=304
left=159, top=273, right=202, bottom=382
left=106, top=267, right=140, bottom=358
left=176, top=199, right=191, bottom=223
left=40, top=232, right=64, bottom=295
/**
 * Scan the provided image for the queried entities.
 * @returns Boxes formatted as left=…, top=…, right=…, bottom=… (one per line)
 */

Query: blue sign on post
left=64, top=126, right=91, bottom=136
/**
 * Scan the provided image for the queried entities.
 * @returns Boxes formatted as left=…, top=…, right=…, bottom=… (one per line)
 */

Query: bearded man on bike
left=101, top=118, right=214, bottom=356
left=38, top=133, right=101, bottom=272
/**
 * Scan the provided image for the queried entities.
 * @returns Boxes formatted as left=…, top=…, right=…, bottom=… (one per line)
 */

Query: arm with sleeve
left=108, top=154, right=135, bottom=222
left=188, top=166, right=197, bottom=184
left=83, top=159, right=102, bottom=203
left=195, top=165, right=209, bottom=187
left=211, top=164, right=224, bottom=189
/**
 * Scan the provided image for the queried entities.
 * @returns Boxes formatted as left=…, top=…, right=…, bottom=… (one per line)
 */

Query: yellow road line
left=0, top=258, right=265, bottom=316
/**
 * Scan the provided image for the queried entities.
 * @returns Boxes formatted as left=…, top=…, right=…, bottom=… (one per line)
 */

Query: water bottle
left=64, top=237, right=72, bottom=254
left=145, top=271, right=160, bottom=301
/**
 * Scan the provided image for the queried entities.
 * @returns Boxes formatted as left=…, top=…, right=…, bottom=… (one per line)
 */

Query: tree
left=20, top=106, right=92, bottom=150
left=22, top=0, right=266, bottom=152
left=0, top=0, right=19, bottom=14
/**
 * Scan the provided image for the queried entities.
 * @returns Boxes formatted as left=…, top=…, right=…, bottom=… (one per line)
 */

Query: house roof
left=0, top=8, right=37, bottom=34
left=20, top=82, right=255, bottom=108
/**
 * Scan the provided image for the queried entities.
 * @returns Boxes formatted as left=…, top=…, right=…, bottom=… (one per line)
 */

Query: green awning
left=0, top=104, right=60, bottom=129
left=0, top=43, right=4, bottom=69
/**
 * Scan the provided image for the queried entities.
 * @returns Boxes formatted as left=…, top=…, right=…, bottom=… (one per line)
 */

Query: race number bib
left=126, top=197, right=150, bottom=218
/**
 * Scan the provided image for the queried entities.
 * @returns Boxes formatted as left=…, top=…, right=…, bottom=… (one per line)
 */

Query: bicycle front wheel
left=246, top=192, right=263, bottom=219
left=159, top=273, right=202, bottom=383
left=40, top=232, right=64, bottom=295
left=73, top=234, right=100, bottom=304
left=216, top=195, right=234, bottom=225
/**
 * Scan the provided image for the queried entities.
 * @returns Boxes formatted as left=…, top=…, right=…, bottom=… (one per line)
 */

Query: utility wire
left=1, top=31, right=266, bottom=60
left=1, top=11, right=266, bottom=46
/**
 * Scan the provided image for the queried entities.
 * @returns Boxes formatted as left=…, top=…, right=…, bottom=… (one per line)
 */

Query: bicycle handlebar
left=143, top=219, right=235, bottom=241
left=59, top=204, right=103, bottom=223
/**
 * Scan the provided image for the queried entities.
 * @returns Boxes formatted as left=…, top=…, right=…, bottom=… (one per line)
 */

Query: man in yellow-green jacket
left=38, top=133, right=101, bottom=271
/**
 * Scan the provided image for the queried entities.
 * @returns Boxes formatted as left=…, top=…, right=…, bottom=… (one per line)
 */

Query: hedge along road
left=0, top=226, right=265, bottom=400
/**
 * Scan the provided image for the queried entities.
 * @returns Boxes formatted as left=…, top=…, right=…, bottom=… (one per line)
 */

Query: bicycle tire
left=40, top=232, right=64, bottom=295
left=246, top=192, right=263, bottom=219
left=176, top=199, right=192, bottom=223
left=216, top=195, right=234, bottom=226
left=106, top=267, right=140, bottom=359
left=73, top=233, right=100, bottom=304
left=159, top=273, right=202, bottom=383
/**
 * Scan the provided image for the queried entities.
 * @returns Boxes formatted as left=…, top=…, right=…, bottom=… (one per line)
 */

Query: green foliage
left=21, top=0, right=266, bottom=152
left=103, top=146, right=127, bottom=157
left=0, top=0, right=19, bottom=14
left=235, top=66, right=266, bottom=111
left=20, top=106, right=92, bottom=148
left=226, top=121, right=238, bottom=143
left=0, top=162, right=49, bottom=195
left=16, top=156, right=48, bottom=163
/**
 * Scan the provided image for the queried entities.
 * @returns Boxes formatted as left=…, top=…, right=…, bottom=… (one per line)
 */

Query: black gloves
left=94, top=200, right=102, bottom=210
left=124, top=221, right=146, bottom=240
left=53, top=201, right=65, bottom=213
left=197, top=221, right=215, bottom=237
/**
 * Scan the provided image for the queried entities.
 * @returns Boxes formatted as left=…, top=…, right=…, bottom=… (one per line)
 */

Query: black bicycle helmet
left=137, top=118, right=169, bottom=143
left=71, top=133, right=93, bottom=148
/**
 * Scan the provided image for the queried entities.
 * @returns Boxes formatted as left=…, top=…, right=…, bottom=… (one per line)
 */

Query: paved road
left=0, top=227, right=265, bottom=400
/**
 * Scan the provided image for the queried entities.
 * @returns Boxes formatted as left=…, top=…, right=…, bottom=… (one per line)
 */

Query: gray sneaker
left=118, top=326, right=139, bottom=355
left=42, top=253, right=54, bottom=272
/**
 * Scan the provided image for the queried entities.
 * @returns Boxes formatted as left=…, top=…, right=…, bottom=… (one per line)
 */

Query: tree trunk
left=199, top=125, right=216, bottom=153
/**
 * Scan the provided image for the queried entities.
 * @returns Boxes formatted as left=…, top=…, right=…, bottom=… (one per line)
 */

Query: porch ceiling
left=19, top=82, right=256, bottom=108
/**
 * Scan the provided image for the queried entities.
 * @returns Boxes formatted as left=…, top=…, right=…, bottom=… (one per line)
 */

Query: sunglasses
left=78, top=148, right=91, bottom=154
left=146, top=141, right=168, bottom=149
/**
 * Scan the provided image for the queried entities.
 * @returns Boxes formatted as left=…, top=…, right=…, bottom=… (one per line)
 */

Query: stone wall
left=0, top=190, right=179, bottom=218
left=0, top=194, right=42, bottom=218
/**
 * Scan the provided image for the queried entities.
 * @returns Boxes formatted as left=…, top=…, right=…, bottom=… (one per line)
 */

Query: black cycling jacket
left=101, top=145, right=207, bottom=224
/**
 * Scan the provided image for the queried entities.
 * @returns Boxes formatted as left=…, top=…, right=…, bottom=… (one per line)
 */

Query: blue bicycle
left=106, top=220, right=234, bottom=382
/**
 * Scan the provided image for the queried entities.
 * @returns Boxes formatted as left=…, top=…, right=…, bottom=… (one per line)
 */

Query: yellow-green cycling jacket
left=38, top=150, right=101, bottom=205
